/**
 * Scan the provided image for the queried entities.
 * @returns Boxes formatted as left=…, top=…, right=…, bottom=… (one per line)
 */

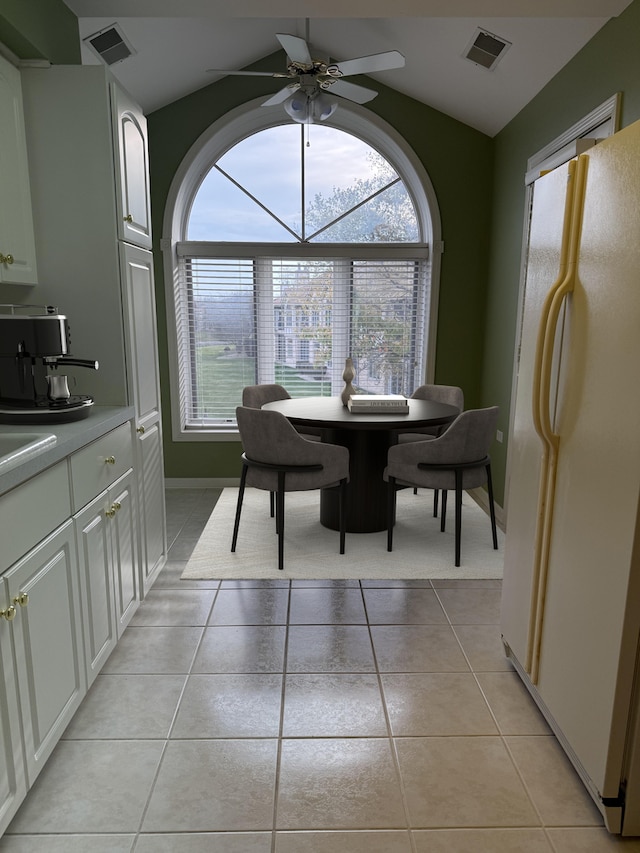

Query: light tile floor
left=3, top=487, right=640, bottom=852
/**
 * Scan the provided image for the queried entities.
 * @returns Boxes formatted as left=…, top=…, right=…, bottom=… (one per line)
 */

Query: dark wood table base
left=320, top=427, right=392, bottom=533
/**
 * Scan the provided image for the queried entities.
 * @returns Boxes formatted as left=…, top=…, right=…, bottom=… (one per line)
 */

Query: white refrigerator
left=501, top=118, right=640, bottom=835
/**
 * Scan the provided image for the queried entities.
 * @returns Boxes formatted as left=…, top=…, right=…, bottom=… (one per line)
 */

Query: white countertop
left=0, top=405, right=135, bottom=497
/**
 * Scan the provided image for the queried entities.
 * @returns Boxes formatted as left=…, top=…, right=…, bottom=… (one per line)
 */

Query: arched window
left=162, top=96, right=441, bottom=437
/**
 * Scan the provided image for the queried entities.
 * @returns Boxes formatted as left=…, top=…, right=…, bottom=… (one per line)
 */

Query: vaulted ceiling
left=63, top=0, right=633, bottom=136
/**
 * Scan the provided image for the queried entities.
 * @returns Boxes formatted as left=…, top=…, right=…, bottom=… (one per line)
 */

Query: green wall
left=483, top=0, right=640, bottom=504
left=147, top=55, right=494, bottom=480
left=0, top=0, right=79, bottom=63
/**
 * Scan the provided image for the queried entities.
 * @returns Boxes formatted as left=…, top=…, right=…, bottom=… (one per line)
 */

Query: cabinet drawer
left=0, top=462, right=70, bottom=574
left=70, top=422, right=133, bottom=511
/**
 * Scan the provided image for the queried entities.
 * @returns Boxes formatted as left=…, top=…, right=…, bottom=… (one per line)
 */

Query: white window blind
left=175, top=249, right=429, bottom=429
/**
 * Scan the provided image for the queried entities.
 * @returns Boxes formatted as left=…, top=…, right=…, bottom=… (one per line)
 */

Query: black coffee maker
left=0, top=305, right=99, bottom=423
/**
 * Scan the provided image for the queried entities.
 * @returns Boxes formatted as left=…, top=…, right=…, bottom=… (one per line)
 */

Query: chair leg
left=433, top=488, right=439, bottom=518
left=486, top=463, right=498, bottom=550
left=270, top=491, right=275, bottom=518
left=440, top=490, right=448, bottom=532
left=454, top=470, right=463, bottom=567
left=276, top=471, right=286, bottom=570
left=339, top=479, right=347, bottom=555
left=387, top=478, right=396, bottom=551
left=231, top=464, right=248, bottom=552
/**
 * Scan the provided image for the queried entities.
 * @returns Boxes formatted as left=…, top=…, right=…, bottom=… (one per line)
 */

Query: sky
left=187, top=123, right=400, bottom=242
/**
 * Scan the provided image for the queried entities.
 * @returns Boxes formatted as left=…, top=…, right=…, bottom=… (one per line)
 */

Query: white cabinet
left=0, top=458, right=82, bottom=836
left=137, top=422, right=165, bottom=593
left=112, top=85, right=152, bottom=249
left=0, top=606, right=27, bottom=835
left=4, top=522, right=85, bottom=788
left=75, top=470, right=138, bottom=686
left=0, top=53, right=37, bottom=285
left=20, top=65, right=167, bottom=588
left=120, top=242, right=166, bottom=592
left=71, top=422, right=139, bottom=684
left=0, top=415, right=142, bottom=835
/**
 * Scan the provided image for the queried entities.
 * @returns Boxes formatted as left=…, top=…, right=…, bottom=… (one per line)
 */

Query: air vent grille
left=463, top=28, right=511, bottom=71
left=84, top=24, right=135, bottom=66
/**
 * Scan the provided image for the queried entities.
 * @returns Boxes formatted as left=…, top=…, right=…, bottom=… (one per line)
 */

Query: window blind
left=175, top=250, right=429, bottom=429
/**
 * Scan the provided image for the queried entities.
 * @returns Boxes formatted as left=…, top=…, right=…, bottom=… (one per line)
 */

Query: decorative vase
left=341, top=357, right=356, bottom=406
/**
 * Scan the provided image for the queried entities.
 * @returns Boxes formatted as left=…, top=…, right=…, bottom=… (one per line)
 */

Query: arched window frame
left=162, top=95, right=443, bottom=440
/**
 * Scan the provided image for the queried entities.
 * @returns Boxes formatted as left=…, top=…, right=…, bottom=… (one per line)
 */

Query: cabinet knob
left=106, top=501, right=121, bottom=518
left=13, top=592, right=29, bottom=608
left=124, top=214, right=133, bottom=223
left=0, top=253, right=14, bottom=265
left=0, top=605, right=16, bottom=621
left=136, top=425, right=145, bottom=434
left=105, top=455, right=116, bottom=465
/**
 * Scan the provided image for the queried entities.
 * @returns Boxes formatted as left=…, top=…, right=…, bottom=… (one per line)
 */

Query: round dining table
left=262, top=396, right=459, bottom=533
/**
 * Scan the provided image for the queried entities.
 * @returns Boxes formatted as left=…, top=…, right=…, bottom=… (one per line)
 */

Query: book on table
left=347, top=394, right=409, bottom=414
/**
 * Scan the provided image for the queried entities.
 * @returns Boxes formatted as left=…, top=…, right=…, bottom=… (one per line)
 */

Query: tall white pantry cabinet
left=20, top=64, right=166, bottom=594
left=0, top=52, right=37, bottom=285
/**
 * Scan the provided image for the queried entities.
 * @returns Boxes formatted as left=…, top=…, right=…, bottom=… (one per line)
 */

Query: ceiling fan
left=208, top=32, right=405, bottom=124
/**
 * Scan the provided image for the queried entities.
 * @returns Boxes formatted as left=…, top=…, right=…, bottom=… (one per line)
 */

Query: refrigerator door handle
left=531, top=159, right=577, bottom=449
left=537, top=154, right=588, bottom=445
left=527, top=155, right=589, bottom=681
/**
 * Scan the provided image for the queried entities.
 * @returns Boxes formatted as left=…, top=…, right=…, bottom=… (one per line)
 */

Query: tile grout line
left=131, top=501, right=223, bottom=849
left=360, top=580, right=420, bottom=852
left=271, top=580, right=292, bottom=852
left=432, top=584, right=552, bottom=837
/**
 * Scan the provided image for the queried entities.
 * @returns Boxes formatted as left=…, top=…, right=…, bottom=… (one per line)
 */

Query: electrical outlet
left=496, top=429, right=503, bottom=443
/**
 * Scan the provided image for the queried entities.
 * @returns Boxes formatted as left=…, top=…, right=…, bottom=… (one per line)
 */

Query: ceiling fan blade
left=329, top=79, right=379, bottom=104
left=206, top=69, right=287, bottom=77
left=261, top=84, right=300, bottom=107
left=276, top=33, right=312, bottom=66
left=333, top=50, right=406, bottom=78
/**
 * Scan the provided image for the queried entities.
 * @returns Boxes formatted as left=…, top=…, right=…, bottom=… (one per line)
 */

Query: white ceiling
left=62, top=0, right=632, bottom=137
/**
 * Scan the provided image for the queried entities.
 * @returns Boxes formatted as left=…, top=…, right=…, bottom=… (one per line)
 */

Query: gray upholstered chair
left=242, top=383, right=291, bottom=409
left=242, top=383, right=320, bottom=517
left=242, top=383, right=322, bottom=440
left=232, top=406, right=350, bottom=571
left=397, top=384, right=464, bottom=443
left=384, top=406, right=499, bottom=567
left=396, top=384, right=464, bottom=513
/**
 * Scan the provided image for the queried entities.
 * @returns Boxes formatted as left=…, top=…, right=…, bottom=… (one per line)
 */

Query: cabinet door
left=76, top=469, right=139, bottom=685
left=119, top=242, right=161, bottom=425
left=5, top=521, right=85, bottom=786
left=111, top=83, right=152, bottom=248
left=138, top=421, right=167, bottom=595
left=0, top=610, right=27, bottom=836
left=110, top=470, right=139, bottom=634
left=119, top=241, right=167, bottom=592
left=75, top=493, right=116, bottom=686
left=0, top=54, right=38, bottom=284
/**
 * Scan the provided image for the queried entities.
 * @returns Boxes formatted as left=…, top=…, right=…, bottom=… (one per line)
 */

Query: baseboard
left=165, top=478, right=240, bottom=489
left=468, top=486, right=505, bottom=532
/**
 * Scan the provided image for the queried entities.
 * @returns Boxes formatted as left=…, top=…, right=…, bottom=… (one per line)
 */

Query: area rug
left=181, top=487, right=504, bottom=580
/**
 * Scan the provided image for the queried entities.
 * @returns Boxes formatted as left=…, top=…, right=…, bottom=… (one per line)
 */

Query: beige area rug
left=181, top=487, right=504, bottom=580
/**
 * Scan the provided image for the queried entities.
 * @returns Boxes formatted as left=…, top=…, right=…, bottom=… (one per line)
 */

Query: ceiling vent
left=463, top=28, right=511, bottom=71
left=83, top=23, right=135, bottom=66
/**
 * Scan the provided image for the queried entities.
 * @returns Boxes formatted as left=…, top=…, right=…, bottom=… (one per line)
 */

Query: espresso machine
left=0, top=305, right=99, bottom=423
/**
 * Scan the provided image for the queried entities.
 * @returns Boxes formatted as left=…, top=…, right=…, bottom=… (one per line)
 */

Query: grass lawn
left=195, top=347, right=332, bottom=418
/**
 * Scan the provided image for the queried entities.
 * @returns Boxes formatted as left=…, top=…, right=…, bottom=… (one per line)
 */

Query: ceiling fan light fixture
left=284, top=90, right=337, bottom=124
